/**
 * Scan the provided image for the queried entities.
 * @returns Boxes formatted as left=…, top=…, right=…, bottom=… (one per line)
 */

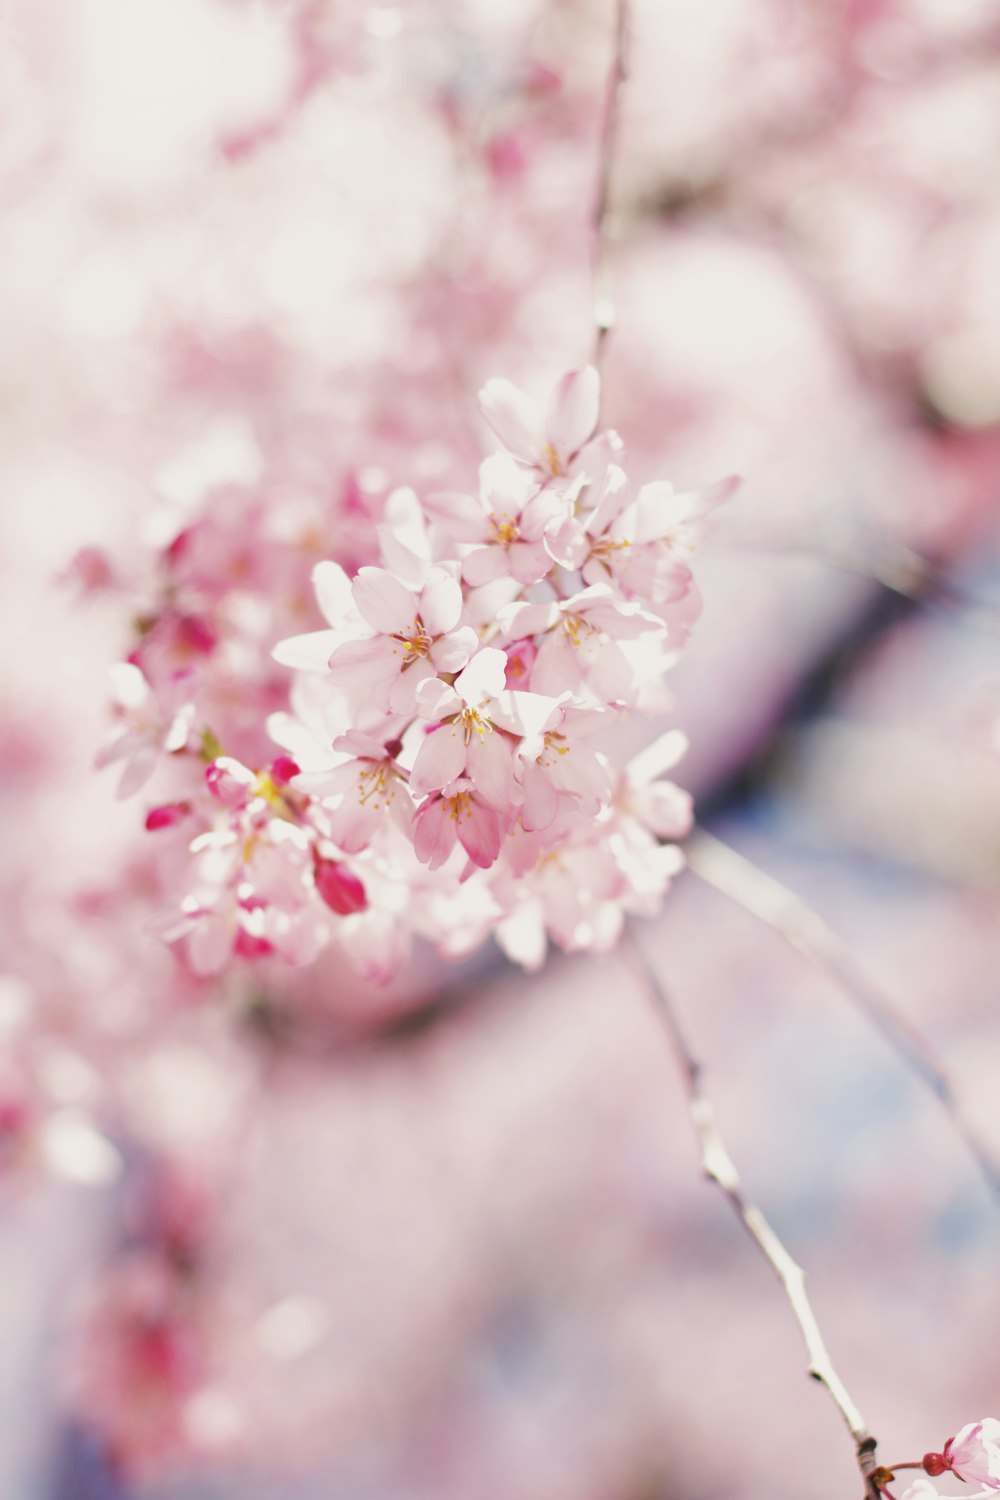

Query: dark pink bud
left=145, top=801, right=192, bottom=832
left=314, top=857, right=368, bottom=916
left=269, top=756, right=300, bottom=786
left=923, top=1453, right=949, bottom=1477
left=165, top=526, right=194, bottom=567
left=234, top=927, right=274, bottom=961
left=177, top=614, right=217, bottom=656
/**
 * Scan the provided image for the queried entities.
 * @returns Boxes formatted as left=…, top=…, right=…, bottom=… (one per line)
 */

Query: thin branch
left=591, top=0, right=629, bottom=380
left=621, top=927, right=882, bottom=1499
left=685, top=829, right=1000, bottom=1205
left=719, top=528, right=1000, bottom=639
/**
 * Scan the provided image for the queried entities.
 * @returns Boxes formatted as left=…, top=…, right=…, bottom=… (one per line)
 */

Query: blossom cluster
left=98, top=367, right=732, bottom=984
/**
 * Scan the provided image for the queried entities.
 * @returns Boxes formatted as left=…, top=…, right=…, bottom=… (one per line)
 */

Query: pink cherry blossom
left=410, top=647, right=521, bottom=810
left=412, top=780, right=509, bottom=872
left=95, top=663, right=196, bottom=798
left=582, top=467, right=739, bottom=603
left=515, top=696, right=615, bottom=832
left=498, top=584, right=665, bottom=705
left=326, top=566, right=479, bottom=714
left=479, top=366, right=602, bottom=481
left=941, top=1421, right=1000, bottom=1487
left=426, top=452, right=570, bottom=587
left=306, top=731, right=413, bottom=854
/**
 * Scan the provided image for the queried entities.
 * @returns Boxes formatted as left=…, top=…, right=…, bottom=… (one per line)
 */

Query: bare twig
left=592, top=0, right=629, bottom=381
left=685, top=829, right=1000, bottom=1205
left=718, top=528, right=1000, bottom=639
left=622, top=927, right=882, bottom=1499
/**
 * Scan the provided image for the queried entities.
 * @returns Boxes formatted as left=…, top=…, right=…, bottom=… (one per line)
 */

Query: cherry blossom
left=934, top=1421, right=1000, bottom=1488
left=479, top=366, right=603, bottom=481
left=95, top=663, right=196, bottom=798
left=328, top=566, right=479, bottom=714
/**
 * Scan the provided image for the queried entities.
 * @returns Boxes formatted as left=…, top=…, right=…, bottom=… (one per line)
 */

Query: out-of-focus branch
left=622, top=928, right=882, bottom=1499
left=721, top=528, right=1000, bottom=638
left=592, top=0, right=629, bottom=380
left=686, top=829, right=1000, bottom=1205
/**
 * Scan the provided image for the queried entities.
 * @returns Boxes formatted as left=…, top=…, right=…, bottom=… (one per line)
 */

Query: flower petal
left=352, top=567, right=416, bottom=634
left=410, top=725, right=468, bottom=797
left=419, top=570, right=463, bottom=636
left=479, top=377, right=543, bottom=463
left=548, top=366, right=599, bottom=463
left=455, top=647, right=507, bottom=705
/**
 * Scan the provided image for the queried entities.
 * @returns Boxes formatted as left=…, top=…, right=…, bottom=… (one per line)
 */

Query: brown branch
left=592, top=0, right=629, bottom=381
left=621, top=927, right=882, bottom=1499
left=685, top=829, right=1000, bottom=1206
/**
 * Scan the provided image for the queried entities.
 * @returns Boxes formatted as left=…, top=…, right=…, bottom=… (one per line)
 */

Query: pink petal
left=272, top=628, right=346, bottom=672
left=410, top=725, right=468, bottom=797
left=327, top=794, right=382, bottom=854
left=117, top=746, right=158, bottom=799
left=508, top=540, right=552, bottom=585
left=327, top=636, right=399, bottom=698
left=412, top=796, right=457, bottom=870
left=456, top=800, right=504, bottom=869
left=479, top=451, right=534, bottom=512
left=466, top=729, right=516, bottom=810
left=543, top=515, right=588, bottom=570
left=462, top=545, right=509, bottom=588
left=415, top=676, right=461, bottom=720
left=548, top=366, right=599, bottom=462
left=352, top=567, right=416, bottom=634
left=312, top=560, right=354, bottom=626
left=423, top=488, right=489, bottom=543
left=497, top=599, right=560, bottom=640
left=455, top=647, right=507, bottom=705
left=430, top=625, right=479, bottom=673
left=519, top=760, right=559, bottom=832
left=418, top=570, right=463, bottom=635
left=478, top=377, right=543, bottom=463
left=586, top=464, right=630, bottom=535
left=549, top=744, right=611, bottom=805
left=387, top=655, right=435, bottom=713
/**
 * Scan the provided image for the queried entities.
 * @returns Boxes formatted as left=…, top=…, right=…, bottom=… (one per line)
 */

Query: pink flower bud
left=314, top=857, right=368, bottom=916
left=269, top=756, right=300, bottom=787
left=234, top=928, right=274, bottom=961
left=145, top=801, right=192, bottom=832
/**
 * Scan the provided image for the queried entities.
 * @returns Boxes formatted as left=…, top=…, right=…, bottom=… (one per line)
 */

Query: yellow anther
left=489, top=514, right=520, bottom=546
left=541, top=442, right=563, bottom=477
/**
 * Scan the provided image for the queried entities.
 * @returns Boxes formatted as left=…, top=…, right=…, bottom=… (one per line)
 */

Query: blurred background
left=1, top=1, right=999, bottom=1496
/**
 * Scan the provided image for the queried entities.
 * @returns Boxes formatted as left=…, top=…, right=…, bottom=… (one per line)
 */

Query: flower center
left=395, top=620, right=432, bottom=665
left=562, top=613, right=594, bottom=648
left=540, top=730, right=570, bottom=764
left=541, top=442, right=563, bottom=477
left=459, top=705, right=491, bottom=743
left=489, top=514, right=520, bottom=546
left=356, top=761, right=393, bottom=807
left=446, top=790, right=472, bottom=821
